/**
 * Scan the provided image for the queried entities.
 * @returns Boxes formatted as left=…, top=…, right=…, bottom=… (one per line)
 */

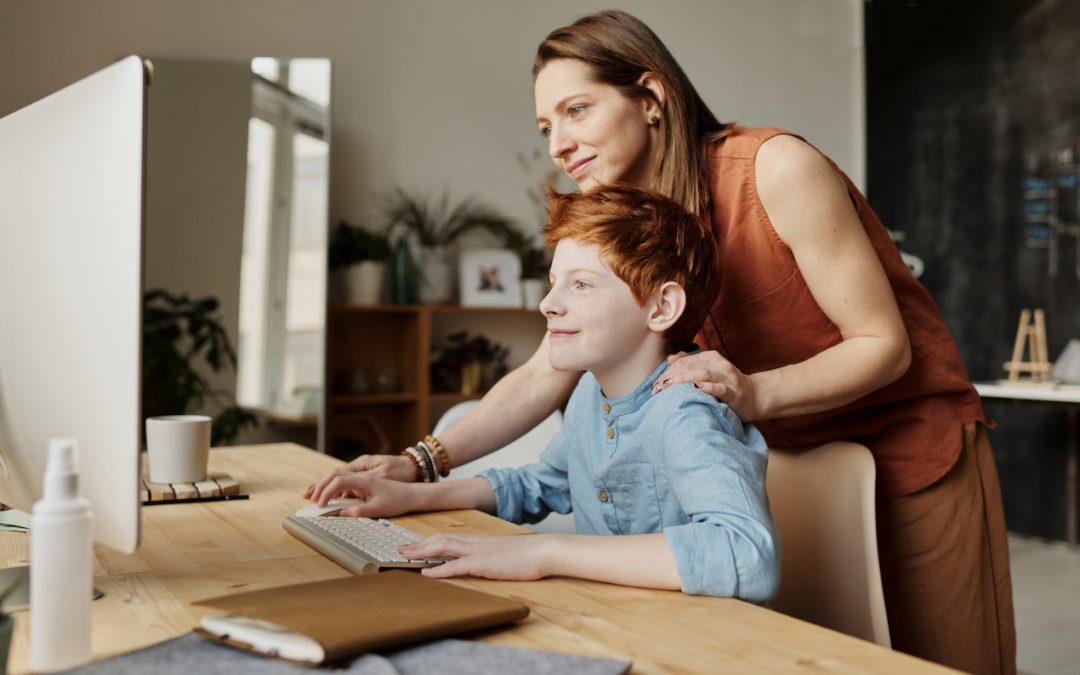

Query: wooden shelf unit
left=325, top=304, right=545, bottom=458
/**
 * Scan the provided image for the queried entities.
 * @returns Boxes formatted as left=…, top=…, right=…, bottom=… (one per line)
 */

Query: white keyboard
left=283, top=516, right=448, bottom=575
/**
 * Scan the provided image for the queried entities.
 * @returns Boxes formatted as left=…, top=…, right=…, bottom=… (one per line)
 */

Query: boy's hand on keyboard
left=400, top=534, right=551, bottom=581
left=308, top=473, right=418, bottom=518
left=302, top=455, right=416, bottom=500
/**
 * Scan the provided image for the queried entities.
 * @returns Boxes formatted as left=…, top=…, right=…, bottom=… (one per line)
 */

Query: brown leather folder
left=193, top=571, right=530, bottom=665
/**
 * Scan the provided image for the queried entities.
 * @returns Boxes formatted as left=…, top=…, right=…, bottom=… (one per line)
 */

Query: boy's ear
left=647, top=282, right=686, bottom=334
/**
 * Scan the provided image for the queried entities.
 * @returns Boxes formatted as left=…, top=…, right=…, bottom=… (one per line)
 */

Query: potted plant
left=142, top=289, right=259, bottom=446
left=497, top=228, right=551, bottom=309
left=430, top=331, right=509, bottom=395
left=329, top=220, right=391, bottom=305
left=381, top=188, right=516, bottom=305
left=513, top=148, right=561, bottom=307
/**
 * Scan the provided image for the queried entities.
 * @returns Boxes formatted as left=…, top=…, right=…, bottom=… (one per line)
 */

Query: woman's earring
left=649, top=115, right=660, bottom=126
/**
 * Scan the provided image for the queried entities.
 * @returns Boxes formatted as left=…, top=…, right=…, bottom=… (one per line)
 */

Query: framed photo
left=458, top=248, right=522, bottom=308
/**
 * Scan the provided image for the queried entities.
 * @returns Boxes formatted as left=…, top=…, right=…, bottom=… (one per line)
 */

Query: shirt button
left=602, top=403, right=611, bottom=414
left=606, top=428, right=615, bottom=439
left=598, top=490, right=609, bottom=502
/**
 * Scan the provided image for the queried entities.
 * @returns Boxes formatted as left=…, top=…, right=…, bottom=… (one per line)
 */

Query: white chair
left=433, top=401, right=575, bottom=533
left=765, top=442, right=891, bottom=648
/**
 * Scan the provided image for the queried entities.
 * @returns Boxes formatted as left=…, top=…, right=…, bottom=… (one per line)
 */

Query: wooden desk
left=975, top=381, right=1080, bottom=544
left=0, top=443, right=944, bottom=673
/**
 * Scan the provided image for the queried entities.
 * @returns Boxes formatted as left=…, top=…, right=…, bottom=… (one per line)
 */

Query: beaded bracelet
left=406, top=443, right=437, bottom=483
left=416, top=440, right=443, bottom=479
left=401, top=446, right=430, bottom=482
left=414, top=445, right=436, bottom=483
left=423, top=435, right=451, bottom=477
left=400, top=447, right=423, bottom=482
left=415, top=442, right=439, bottom=483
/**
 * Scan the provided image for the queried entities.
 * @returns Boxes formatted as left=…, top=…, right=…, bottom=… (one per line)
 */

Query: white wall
left=145, top=59, right=250, bottom=394
left=0, top=0, right=863, bottom=444
left=0, top=0, right=865, bottom=236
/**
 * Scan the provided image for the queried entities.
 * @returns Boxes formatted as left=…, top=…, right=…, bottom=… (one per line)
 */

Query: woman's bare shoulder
left=755, top=134, right=835, bottom=188
left=753, top=134, right=852, bottom=245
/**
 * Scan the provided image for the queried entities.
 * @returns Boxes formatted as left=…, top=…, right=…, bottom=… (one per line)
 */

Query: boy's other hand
left=303, top=454, right=416, bottom=500
left=655, top=350, right=760, bottom=421
left=401, top=533, right=553, bottom=581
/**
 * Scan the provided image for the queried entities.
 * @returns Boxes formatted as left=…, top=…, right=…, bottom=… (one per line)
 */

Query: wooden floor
left=1011, top=535, right=1080, bottom=675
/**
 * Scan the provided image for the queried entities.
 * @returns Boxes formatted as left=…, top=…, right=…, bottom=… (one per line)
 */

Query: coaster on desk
left=141, top=472, right=247, bottom=505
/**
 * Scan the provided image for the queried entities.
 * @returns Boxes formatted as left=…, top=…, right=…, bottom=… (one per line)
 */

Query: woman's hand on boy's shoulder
left=654, top=350, right=761, bottom=421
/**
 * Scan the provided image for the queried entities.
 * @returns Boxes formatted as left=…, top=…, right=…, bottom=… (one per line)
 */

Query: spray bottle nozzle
left=44, top=438, right=79, bottom=500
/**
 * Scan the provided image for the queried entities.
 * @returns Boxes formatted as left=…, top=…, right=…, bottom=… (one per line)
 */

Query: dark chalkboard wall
left=866, top=0, right=1080, bottom=540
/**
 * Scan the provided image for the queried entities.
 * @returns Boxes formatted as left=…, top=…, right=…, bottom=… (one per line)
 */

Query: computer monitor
left=0, top=56, right=147, bottom=553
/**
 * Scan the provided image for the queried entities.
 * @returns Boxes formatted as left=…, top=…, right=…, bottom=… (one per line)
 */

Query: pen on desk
left=141, top=494, right=250, bottom=506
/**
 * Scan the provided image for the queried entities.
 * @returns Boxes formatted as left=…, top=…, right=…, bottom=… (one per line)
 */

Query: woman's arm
left=438, top=333, right=581, bottom=466
left=400, top=532, right=681, bottom=590
left=306, top=335, right=581, bottom=493
left=308, top=473, right=498, bottom=518
left=659, top=135, right=911, bottom=421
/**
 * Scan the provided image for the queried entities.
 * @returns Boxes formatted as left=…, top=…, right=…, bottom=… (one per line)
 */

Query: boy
left=310, top=186, right=779, bottom=602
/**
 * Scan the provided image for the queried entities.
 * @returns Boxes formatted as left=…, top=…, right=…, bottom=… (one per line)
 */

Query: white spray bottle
left=30, top=438, right=93, bottom=671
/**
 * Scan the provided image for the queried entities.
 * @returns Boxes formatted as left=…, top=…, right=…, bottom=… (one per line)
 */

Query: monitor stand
left=0, top=566, right=104, bottom=612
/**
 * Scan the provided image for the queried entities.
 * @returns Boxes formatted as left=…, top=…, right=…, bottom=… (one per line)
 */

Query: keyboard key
left=282, top=515, right=454, bottom=575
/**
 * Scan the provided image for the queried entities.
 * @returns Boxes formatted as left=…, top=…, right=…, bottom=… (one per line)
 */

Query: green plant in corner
left=380, top=188, right=519, bottom=305
left=380, top=187, right=516, bottom=247
left=328, top=220, right=391, bottom=271
left=142, top=289, right=258, bottom=446
left=494, top=227, right=551, bottom=281
left=512, top=148, right=561, bottom=279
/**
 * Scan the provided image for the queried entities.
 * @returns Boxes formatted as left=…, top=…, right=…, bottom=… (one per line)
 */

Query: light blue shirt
left=479, top=360, right=780, bottom=602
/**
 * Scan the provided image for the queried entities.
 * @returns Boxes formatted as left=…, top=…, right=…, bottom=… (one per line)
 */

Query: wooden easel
left=1004, top=308, right=1053, bottom=382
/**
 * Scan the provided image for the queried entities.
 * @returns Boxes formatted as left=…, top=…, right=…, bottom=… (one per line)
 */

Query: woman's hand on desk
left=401, top=534, right=552, bottom=581
left=303, top=454, right=416, bottom=500
left=307, top=472, right=419, bottom=518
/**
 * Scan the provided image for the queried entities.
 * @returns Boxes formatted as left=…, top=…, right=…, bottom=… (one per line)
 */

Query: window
left=237, top=58, right=330, bottom=420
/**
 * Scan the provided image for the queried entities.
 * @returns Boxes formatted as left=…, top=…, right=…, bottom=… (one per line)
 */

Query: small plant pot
left=343, top=261, right=386, bottom=305
left=418, top=247, right=453, bottom=305
left=460, top=362, right=483, bottom=396
left=521, top=278, right=547, bottom=309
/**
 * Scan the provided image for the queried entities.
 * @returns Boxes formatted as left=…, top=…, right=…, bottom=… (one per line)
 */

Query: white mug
left=145, top=415, right=211, bottom=484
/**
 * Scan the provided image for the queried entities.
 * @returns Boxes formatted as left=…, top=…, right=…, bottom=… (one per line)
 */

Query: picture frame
left=458, top=248, right=522, bottom=308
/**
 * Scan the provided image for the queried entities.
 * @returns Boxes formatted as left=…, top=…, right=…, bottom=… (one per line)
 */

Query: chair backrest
left=431, top=401, right=477, bottom=438
left=434, top=401, right=574, bottom=533
left=766, top=442, right=891, bottom=648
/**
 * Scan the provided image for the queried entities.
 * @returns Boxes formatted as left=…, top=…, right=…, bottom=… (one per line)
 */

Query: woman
left=309, top=10, right=1014, bottom=673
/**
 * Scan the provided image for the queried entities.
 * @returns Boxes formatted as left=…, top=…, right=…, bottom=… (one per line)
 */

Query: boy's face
left=540, top=239, right=654, bottom=375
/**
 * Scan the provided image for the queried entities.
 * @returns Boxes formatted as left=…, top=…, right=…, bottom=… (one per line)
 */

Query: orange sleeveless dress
left=697, top=127, right=985, bottom=500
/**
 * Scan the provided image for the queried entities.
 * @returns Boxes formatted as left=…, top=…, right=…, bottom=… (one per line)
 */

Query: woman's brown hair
left=534, top=10, right=733, bottom=218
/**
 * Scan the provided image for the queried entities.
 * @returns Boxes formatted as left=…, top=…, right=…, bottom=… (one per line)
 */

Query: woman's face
left=534, top=59, right=659, bottom=191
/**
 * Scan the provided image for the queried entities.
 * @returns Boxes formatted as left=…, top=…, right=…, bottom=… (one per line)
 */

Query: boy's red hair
left=544, top=185, right=720, bottom=353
